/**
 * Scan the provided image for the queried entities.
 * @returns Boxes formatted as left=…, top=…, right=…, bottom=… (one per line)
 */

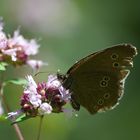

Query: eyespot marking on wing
left=100, top=80, right=108, bottom=87
left=111, top=53, right=119, bottom=60
left=112, top=62, right=120, bottom=68
left=98, top=99, right=104, bottom=105
left=103, top=93, right=110, bottom=99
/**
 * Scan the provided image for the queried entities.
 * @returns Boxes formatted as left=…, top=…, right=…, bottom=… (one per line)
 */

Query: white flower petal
left=7, top=110, right=23, bottom=121
left=47, top=74, right=61, bottom=88
left=59, top=86, right=71, bottom=101
left=8, top=29, right=27, bottom=47
left=38, top=103, right=52, bottom=115
left=9, top=29, right=40, bottom=56
left=2, top=48, right=17, bottom=61
left=25, top=75, right=37, bottom=92
left=24, top=39, right=40, bottom=55
left=24, top=75, right=43, bottom=108
left=47, top=74, right=71, bottom=101
left=29, top=94, right=42, bottom=108
left=26, top=60, right=47, bottom=70
left=0, top=32, right=7, bottom=49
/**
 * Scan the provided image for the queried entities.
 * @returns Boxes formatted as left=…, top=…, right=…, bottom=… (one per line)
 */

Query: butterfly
left=57, top=44, right=138, bottom=114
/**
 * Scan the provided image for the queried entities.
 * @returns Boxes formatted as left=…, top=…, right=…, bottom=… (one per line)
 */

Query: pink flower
left=0, top=18, right=45, bottom=70
left=29, top=94, right=42, bottom=108
left=23, top=75, right=70, bottom=115
left=9, top=29, right=39, bottom=55
left=2, top=48, right=17, bottom=61
left=45, top=74, right=71, bottom=113
left=0, top=19, right=7, bottom=49
left=25, top=75, right=37, bottom=93
left=8, top=75, right=71, bottom=119
left=23, top=75, right=42, bottom=109
left=47, top=74, right=71, bottom=101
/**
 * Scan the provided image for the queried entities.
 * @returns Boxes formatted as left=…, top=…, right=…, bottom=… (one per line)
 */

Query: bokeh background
left=0, top=0, right=140, bottom=140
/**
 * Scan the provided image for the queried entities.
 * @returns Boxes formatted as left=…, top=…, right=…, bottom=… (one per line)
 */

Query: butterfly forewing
left=68, top=44, right=137, bottom=75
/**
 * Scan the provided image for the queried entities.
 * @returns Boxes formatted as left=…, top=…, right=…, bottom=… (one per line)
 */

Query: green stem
left=13, top=124, right=24, bottom=140
left=0, top=83, right=24, bottom=140
left=37, top=116, right=44, bottom=140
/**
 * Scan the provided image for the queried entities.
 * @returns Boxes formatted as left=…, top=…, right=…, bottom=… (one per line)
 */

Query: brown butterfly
left=57, top=44, right=138, bottom=114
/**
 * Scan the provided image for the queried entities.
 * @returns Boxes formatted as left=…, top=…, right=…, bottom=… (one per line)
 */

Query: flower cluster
left=8, top=75, right=71, bottom=120
left=0, top=18, right=44, bottom=69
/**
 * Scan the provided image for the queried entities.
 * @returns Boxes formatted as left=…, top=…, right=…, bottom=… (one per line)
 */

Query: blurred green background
left=0, top=0, right=140, bottom=140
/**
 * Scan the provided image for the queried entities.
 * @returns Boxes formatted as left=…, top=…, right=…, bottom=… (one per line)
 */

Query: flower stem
left=0, top=84, right=24, bottom=140
left=13, top=124, right=24, bottom=140
left=37, top=116, right=44, bottom=140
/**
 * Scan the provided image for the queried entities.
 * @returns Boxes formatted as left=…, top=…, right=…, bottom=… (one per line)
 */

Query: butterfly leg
left=71, top=94, right=80, bottom=111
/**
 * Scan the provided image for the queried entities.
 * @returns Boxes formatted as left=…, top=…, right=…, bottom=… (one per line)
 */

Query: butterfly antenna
left=34, top=70, right=57, bottom=77
left=34, top=71, right=48, bottom=77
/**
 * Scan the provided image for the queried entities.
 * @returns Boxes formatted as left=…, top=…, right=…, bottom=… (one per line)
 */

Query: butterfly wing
left=64, top=44, right=137, bottom=114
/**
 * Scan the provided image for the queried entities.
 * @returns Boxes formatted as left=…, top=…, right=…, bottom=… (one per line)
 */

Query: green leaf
left=5, top=78, right=28, bottom=85
left=1, top=62, right=8, bottom=66
left=0, top=62, right=8, bottom=71
left=12, top=114, right=31, bottom=124
left=0, top=115, right=6, bottom=121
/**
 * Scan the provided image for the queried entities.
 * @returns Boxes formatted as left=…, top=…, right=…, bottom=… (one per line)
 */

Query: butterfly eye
left=111, top=53, right=119, bottom=60
left=103, top=76, right=110, bottom=81
left=98, top=99, right=104, bottom=105
left=100, top=80, right=108, bottom=87
left=112, top=62, right=120, bottom=68
left=103, top=93, right=110, bottom=99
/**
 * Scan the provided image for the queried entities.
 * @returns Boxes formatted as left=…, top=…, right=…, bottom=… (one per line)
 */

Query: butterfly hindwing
left=69, top=70, right=129, bottom=114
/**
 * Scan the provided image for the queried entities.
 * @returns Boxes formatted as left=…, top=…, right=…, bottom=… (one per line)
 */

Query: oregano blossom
left=0, top=18, right=44, bottom=70
left=8, top=75, right=71, bottom=121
